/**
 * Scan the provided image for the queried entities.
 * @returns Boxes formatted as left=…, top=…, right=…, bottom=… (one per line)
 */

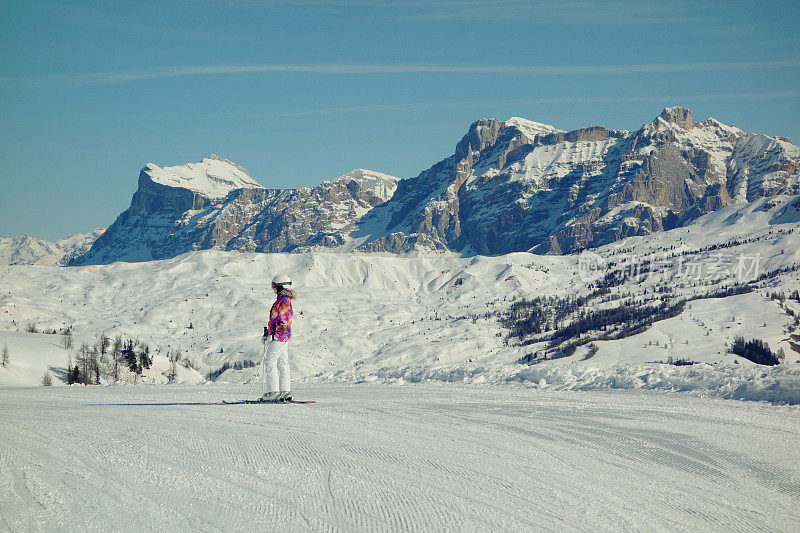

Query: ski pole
left=246, top=341, right=269, bottom=401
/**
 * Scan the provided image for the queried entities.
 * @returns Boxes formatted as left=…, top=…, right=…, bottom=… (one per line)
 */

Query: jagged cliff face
left=72, top=158, right=398, bottom=265
left=70, top=108, right=800, bottom=265
left=356, top=107, right=800, bottom=255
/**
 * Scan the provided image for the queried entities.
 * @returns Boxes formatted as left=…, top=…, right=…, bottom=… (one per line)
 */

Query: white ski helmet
left=271, top=273, right=292, bottom=286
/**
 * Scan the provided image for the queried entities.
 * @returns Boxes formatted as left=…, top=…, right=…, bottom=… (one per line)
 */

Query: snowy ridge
left=504, top=116, right=563, bottom=138
left=330, top=168, right=400, bottom=188
left=143, top=154, right=263, bottom=199
left=68, top=107, right=800, bottom=263
left=0, top=229, right=105, bottom=266
left=353, top=107, right=800, bottom=255
left=72, top=159, right=401, bottom=265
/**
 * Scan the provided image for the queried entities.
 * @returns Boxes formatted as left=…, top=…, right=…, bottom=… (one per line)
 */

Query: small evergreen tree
left=112, top=335, right=123, bottom=382
left=1, top=344, right=8, bottom=367
left=123, top=340, right=138, bottom=373
left=41, top=371, right=52, bottom=386
left=61, top=329, right=73, bottom=350
left=99, top=333, right=110, bottom=357
left=139, top=345, right=152, bottom=372
left=67, top=364, right=80, bottom=385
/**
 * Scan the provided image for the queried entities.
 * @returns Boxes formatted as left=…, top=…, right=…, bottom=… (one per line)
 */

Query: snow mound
left=315, top=362, right=800, bottom=405
left=0, top=332, right=69, bottom=386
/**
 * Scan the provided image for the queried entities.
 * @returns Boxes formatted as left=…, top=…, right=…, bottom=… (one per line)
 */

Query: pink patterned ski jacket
left=267, top=290, right=294, bottom=342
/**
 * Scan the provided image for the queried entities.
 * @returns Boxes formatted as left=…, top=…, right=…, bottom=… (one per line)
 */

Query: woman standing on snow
left=260, top=273, right=295, bottom=402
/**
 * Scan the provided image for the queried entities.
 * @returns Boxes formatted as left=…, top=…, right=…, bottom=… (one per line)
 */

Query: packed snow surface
left=1, top=383, right=798, bottom=532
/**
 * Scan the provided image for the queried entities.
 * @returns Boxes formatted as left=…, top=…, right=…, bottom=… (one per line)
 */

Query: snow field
left=0, top=251, right=568, bottom=382
left=0, top=331, right=204, bottom=387
left=1, top=384, right=798, bottom=532
left=0, top=332, right=68, bottom=387
left=0, top=194, right=798, bottom=400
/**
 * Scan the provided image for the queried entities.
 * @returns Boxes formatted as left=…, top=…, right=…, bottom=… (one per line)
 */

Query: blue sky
left=1, top=0, right=799, bottom=241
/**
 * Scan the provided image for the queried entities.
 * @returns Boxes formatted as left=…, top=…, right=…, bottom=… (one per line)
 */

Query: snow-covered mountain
left=69, top=108, right=800, bottom=265
left=0, top=229, right=105, bottom=266
left=71, top=156, right=398, bottom=265
left=358, top=106, right=800, bottom=254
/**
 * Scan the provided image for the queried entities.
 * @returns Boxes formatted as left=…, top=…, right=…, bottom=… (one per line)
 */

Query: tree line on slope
left=64, top=332, right=154, bottom=385
left=730, top=336, right=782, bottom=366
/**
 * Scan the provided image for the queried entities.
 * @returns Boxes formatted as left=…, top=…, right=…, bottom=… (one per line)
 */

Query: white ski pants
left=264, top=339, right=290, bottom=393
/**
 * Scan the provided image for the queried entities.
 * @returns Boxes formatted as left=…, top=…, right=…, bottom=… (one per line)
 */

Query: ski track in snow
left=1, top=383, right=799, bottom=532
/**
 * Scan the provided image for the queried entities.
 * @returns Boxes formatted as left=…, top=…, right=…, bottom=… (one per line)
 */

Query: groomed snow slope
left=1, top=384, right=798, bottom=532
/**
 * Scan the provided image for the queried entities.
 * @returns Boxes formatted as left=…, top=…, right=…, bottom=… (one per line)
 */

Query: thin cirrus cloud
left=4, top=91, right=799, bottom=127
left=1, top=60, right=799, bottom=89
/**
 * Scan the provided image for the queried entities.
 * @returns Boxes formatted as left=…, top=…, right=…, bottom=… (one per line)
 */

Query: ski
left=222, top=399, right=316, bottom=405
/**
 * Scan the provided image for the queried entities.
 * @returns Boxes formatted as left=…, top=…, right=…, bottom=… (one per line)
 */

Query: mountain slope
left=0, top=229, right=105, bottom=266
left=4, top=195, right=798, bottom=393
left=357, top=107, right=800, bottom=254
left=72, top=156, right=399, bottom=264
left=69, top=108, right=800, bottom=265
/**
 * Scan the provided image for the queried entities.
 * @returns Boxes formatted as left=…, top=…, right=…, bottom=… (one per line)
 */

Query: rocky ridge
left=69, top=107, right=800, bottom=264
left=358, top=106, right=799, bottom=255
left=72, top=163, right=399, bottom=264
left=0, top=230, right=105, bottom=266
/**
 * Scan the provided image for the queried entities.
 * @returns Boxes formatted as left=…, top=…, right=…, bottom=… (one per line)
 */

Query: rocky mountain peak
left=141, top=156, right=263, bottom=201
left=326, top=169, right=399, bottom=206
left=66, top=108, right=800, bottom=265
left=655, top=106, right=694, bottom=129
left=454, top=118, right=507, bottom=160
left=205, top=154, right=252, bottom=177
left=504, top=117, right=562, bottom=139
left=332, top=168, right=399, bottom=185
left=1, top=229, right=105, bottom=266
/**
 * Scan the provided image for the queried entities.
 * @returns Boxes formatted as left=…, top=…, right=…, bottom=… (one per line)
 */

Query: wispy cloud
left=4, top=91, right=799, bottom=126
left=212, top=0, right=712, bottom=24
left=2, top=60, right=799, bottom=89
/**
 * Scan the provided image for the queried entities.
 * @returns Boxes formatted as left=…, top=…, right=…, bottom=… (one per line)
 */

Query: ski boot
left=278, top=391, right=292, bottom=402
left=259, top=391, right=281, bottom=402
